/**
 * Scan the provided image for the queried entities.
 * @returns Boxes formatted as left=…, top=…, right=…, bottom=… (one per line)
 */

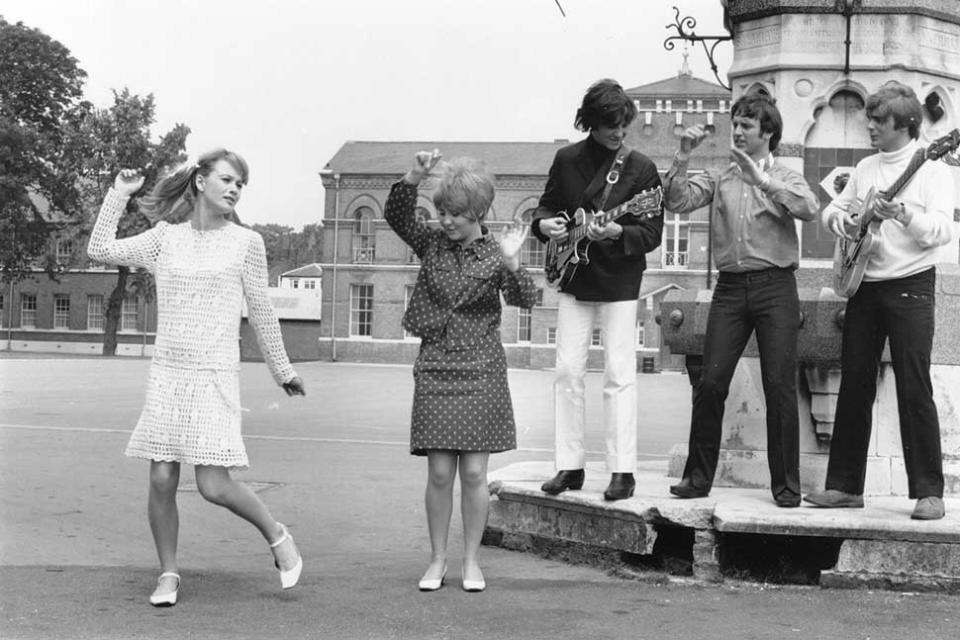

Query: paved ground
left=1, top=355, right=957, bottom=639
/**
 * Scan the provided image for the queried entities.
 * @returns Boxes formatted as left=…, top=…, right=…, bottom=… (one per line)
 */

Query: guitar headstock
left=624, top=186, right=664, bottom=218
left=925, top=129, right=960, bottom=162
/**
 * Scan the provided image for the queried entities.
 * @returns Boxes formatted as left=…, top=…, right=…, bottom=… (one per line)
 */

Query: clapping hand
left=114, top=168, right=145, bottom=196
left=729, top=147, right=765, bottom=186
left=283, top=376, right=306, bottom=397
left=405, top=149, right=442, bottom=186
left=498, top=222, right=529, bottom=272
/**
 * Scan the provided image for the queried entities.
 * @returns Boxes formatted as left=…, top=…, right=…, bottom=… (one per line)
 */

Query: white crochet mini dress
left=88, top=189, right=297, bottom=469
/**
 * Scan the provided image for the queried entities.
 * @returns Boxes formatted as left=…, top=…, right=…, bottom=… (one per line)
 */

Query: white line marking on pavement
left=0, top=423, right=669, bottom=458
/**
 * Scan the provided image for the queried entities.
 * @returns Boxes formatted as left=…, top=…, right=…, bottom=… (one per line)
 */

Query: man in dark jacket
left=532, top=79, right=663, bottom=501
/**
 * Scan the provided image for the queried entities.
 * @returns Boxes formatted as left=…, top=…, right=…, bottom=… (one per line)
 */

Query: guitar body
left=833, top=187, right=881, bottom=297
left=544, top=187, right=663, bottom=289
left=545, top=209, right=594, bottom=289
left=834, top=222, right=881, bottom=297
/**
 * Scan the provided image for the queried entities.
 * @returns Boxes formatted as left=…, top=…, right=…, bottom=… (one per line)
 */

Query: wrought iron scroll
left=663, top=5, right=732, bottom=90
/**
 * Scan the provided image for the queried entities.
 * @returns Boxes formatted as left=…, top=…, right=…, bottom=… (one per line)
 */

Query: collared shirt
left=385, top=181, right=538, bottom=349
left=663, top=155, right=819, bottom=272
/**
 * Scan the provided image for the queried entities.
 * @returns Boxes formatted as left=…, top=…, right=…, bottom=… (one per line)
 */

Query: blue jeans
left=825, top=267, right=942, bottom=499
left=681, top=268, right=801, bottom=498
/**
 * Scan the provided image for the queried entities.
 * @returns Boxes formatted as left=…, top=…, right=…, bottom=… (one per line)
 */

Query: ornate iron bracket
left=663, top=5, right=732, bottom=90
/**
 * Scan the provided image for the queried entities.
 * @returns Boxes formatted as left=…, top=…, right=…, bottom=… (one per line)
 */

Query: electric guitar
left=833, top=128, right=960, bottom=298
left=544, top=187, right=663, bottom=289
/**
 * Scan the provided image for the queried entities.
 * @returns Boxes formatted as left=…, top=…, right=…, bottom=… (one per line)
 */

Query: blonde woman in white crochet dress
left=88, top=149, right=306, bottom=607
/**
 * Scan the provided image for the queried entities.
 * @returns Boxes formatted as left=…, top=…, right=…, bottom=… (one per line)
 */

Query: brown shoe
left=911, top=496, right=945, bottom=520
left=803, top=489, right=864, bottom=508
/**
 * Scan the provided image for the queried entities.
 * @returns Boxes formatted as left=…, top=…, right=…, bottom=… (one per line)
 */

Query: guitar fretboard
left=882, top=150, right=927, bottom=199
left=566, top=206, right=624, bottom=243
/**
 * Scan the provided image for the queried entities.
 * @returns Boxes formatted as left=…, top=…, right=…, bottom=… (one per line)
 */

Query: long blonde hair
left=140, top=148, right=249, bottom=223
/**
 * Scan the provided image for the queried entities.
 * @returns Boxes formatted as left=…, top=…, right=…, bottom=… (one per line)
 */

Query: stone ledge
left=487, top=461, right=960, bottom=591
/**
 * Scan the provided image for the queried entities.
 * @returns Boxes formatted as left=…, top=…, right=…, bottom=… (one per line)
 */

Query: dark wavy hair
left=139, top=148, right=249, bottom=223
left=731, top=91, right=783, bottom=152
left=574, top=79, right=637, bottom=132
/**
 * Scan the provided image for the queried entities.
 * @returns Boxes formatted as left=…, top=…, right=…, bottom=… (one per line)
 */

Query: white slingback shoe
left=270, top=523, right=303, bottom=589
left=149, top=572, right=181, bottom=607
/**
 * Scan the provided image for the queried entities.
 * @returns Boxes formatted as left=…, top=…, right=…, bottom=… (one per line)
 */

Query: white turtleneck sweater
left=822, top=140, right=958, bottom=281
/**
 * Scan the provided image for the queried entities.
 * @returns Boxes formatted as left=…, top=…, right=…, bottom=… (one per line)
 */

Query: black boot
left=541, top=469, right=585, bottom=495
left=603, top=473, right=635, bottom=501
left=669, top=477, right=709, bottom=499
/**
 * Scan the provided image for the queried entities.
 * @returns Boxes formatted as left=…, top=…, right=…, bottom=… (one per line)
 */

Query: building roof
left=281, top=263, right=323, bottom=278
left=626, top=73, right=730, bottom=99
left=242, top=288, right=322, bottom=321
left=323, top=140, right=571, bottom=175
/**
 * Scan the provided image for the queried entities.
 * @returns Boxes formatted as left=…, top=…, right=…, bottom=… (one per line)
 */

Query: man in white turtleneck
left=805, top=81, right=957, bottom=520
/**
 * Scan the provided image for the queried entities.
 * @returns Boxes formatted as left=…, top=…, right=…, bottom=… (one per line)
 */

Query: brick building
left=6, top=68, right=756, bottom=366
left=316, top=69, right=734, bottom=370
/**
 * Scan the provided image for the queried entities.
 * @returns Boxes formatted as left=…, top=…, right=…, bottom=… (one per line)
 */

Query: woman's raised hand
left=404, top=149, right=442, bottom=185
left=114, top=169, right=145, bottom=196
left=498, top=222, right=529, bottom=272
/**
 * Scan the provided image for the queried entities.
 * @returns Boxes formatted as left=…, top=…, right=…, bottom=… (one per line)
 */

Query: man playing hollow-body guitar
left=805, top=82, right=958, bottom=520
left=532, top=79, right=663, bottom=501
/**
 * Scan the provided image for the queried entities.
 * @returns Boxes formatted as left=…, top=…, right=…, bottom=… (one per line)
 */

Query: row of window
left=350, top=208, right=693, bottom=269
left=0, top=294, right=139, bottom=331
left=346, top=284, right=644, bottom=346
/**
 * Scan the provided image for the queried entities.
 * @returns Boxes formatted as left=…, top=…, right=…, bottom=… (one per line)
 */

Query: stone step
left=486, top=461, right=960, bottom=591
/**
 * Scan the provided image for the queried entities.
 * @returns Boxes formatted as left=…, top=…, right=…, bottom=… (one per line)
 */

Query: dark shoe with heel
left=541, top=469, right=585, bottom=496
left=603, top=473, right=635, bottom=501
left=774, top=489, right=801, bottom=508
left=669, top=478, right=710, bottom=499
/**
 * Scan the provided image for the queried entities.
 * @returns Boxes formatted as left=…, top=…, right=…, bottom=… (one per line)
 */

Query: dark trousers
left=825, top=268, right=943, bottom=499
left=682, top=268, right=801, bottom=498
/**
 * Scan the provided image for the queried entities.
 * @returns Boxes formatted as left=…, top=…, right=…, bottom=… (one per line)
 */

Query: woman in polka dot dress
left=385, top=150, right=537, bottom=592
left=88, top=150, right=306, bottom=606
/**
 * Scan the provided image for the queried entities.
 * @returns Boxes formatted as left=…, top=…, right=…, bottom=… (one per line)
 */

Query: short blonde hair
left=432, top=157, right=495, bottom=221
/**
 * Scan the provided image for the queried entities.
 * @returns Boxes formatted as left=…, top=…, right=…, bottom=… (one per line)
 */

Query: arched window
left=352, top=206, right=375, bottom=263
left=518, top=208, right=544, bottom=268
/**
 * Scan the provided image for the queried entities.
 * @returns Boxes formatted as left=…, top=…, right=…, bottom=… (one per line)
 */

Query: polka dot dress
left=385, top=181, right=538, bottom=456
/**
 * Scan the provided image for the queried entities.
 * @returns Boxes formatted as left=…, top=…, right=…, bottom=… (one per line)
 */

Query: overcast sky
left=3, top=0, right=732, bottom=229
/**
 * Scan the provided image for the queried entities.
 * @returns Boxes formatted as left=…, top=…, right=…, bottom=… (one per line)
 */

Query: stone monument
left=662, top=0, right=960, bottom=496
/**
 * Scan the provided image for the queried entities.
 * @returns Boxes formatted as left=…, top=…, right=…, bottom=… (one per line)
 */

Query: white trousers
left=553, top=293, right=638, bottom=473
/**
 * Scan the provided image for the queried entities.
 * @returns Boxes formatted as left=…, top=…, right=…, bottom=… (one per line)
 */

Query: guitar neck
left=567, top=201, right=632, bottom=242
left=882, top=149, right=927, bottom=199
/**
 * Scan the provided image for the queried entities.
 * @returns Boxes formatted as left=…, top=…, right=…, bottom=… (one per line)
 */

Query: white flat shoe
left=149, top=572, right=180, bottom=607
left=270, top=523, right=303, bottom=589
left=418, top=563, right=447, bottom=591
left=461, top=564, right=485, bottom=593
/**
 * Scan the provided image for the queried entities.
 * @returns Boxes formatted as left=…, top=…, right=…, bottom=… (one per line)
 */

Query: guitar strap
left=596, top=146, right=630, bottom=212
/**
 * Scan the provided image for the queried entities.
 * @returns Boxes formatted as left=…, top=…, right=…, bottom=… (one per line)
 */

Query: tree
left=249, top=223, right=324, bottom=283
left=64, top=89, right=190, bottom=356
left=0, top=17, right=88, bottom=284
